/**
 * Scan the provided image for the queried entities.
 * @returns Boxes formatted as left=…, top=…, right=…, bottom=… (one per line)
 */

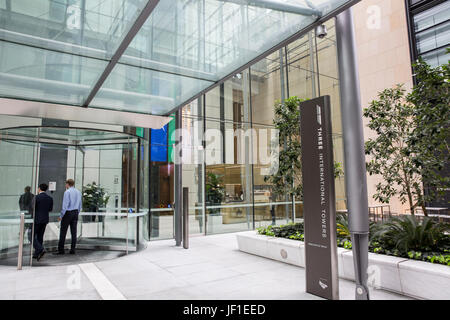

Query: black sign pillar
left=300, top=96, right=339, bottom=300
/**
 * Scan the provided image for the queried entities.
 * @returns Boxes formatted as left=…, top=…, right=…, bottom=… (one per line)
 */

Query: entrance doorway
left=0, top=126, right=149, bottom=267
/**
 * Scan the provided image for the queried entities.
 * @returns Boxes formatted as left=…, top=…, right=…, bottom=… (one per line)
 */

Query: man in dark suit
left=19, top=186, right=34, bottom=214
left=32, top=183, right=53, bottom=261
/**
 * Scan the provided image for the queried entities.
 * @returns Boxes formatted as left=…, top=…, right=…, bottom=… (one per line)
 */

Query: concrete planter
left=236, top=231, right=450, bottom=300
left=206, top=214, right=223, bottom=234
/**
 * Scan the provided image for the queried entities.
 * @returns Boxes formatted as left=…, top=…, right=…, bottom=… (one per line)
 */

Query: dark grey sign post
left=300, top=96, right=339, bottom=300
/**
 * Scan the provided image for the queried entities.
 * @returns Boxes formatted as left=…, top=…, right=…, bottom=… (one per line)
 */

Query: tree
left=264, top=96, right=303, bottom=201
left=364, top=85, right=424, bottom=214
left=407, top=56, right=450, bottom=210
left=265, top=96, right=343, bottom=201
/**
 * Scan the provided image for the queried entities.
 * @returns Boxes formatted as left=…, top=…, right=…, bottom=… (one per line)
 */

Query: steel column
left=17, top=212, right=25, bottom=270
left=183, top=187, right=189, bottom=249
left=335, top=8, right=370, bottom=300
left=174, top=109, right=183, bottom=246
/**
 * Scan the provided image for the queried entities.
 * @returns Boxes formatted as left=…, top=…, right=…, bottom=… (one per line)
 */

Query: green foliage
left=82, top=182, right=110, bottom=211
left=257, top=225, right=275, bottom=237
left=258, top=222, right=304, bottom=238
left=427, top=254, right=450, bottom=266
left=406, top=57, right=450, bottom=207
left=343, top=240, right=352, bottom=250
left=289, top=232, right=304, bottom=241
left=264, top=96, right=345, bottom=202
left=206, top=172, right=224, bottom=203
left=334, top=162, right=344, bottom=179
left=336, top=212, right=380, bottom=243
left=256, top=214, right=450, bottom=266
left=372, top=215, right=450, bottom=254
left=364, top=57, right=450, bottom=214
left=336, top=213, right=351, bottom=239
left=264, top=96, right=304, bottom=200
left=364, top=85, right=422, bottom=213
left=205, top=172, right=225, bottom=214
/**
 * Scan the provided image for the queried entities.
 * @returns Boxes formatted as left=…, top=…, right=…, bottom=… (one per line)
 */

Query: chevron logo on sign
left=319, top=279, right=328, bottom=290
left=316, top=105, right=322, bottom=125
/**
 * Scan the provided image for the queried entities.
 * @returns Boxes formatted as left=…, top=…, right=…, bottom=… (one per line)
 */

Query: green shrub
left=336, top=213, right=351, bottom=240
left=372, top=215, right=449, bottom=254
left=427, top=254, right=450, bottom=265
left=258, top=222, right=304, bottom=238
left=256, top=215, right=450, bottom=266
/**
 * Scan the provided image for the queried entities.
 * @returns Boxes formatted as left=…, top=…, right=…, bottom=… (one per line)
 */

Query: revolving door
left=0, top=126, right=149, bottom=267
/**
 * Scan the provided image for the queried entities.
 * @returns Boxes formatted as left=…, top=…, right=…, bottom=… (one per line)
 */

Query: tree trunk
left=421, top=204, right=428, bottom=217
left=407, top=189, right=414, bottom=216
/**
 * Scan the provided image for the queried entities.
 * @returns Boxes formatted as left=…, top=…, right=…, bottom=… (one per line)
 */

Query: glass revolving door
left=0, top=126, right=149, bottom=267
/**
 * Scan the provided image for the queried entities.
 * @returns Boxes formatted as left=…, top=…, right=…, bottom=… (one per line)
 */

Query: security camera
left=315, top=24, right=328, bottom=39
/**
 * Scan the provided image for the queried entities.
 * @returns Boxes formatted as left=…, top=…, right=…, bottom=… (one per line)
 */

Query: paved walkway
left=0, top=232, right=411, bottom=300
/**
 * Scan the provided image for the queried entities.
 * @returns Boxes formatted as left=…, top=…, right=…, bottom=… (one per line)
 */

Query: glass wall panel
left=251, top=49, right=296, bottom=226
left=123, top=0, right=323, bottom=79
left=0, top=0, right=356, bottom=114
left=204, top=71, right=254, bottom=234
left=0, top=0, right=149, bottom=59
left=0, top=132, right=37, bottom=262
left=91, top=63, right=214, bottom=115
left=0, top=41, right=107, bottom=106
left=412, top=1, right=450, bottom=68
left=252, top=124, right=293, bottom=228
left=286, top=33, right=316, bottom=100
left=149, top=119, right=175, bottom=239
left=181, top=100, right=205, bottom=235
left=250, top=50, right=284, bottom=126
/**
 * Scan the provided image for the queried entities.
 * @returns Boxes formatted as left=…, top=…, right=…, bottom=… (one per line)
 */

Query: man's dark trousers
left=33, top=223, right=47, bottom=256
left=58, top=210, right=79, bottom=253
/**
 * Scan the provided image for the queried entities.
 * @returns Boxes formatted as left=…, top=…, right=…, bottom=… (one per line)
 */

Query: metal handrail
left=17, top=212, right=25, bottom=270
left=126, top=211, right=129, bottom=255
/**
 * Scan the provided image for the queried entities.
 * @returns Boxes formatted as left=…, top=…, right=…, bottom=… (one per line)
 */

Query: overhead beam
left=82, top=0, right=160, bottom=107
left=216, top=0, right=322, bottom=16
left=0, top=98, right=171, bottom=129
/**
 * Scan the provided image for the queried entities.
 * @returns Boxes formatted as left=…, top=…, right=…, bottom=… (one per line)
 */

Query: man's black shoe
left=52, top=251, right=64, bottom=255
left=37, top=250, right=45, bottom=261
left=69, top=250, right=75, bottom=254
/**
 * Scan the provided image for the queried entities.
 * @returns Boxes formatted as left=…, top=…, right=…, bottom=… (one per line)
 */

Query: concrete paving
left=0, top=232, right=412, bottom=300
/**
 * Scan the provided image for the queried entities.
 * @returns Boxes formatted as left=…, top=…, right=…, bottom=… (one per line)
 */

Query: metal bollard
left=17, top=213, right=25, bottom=270
left=182, top=187, right=189, bottom=249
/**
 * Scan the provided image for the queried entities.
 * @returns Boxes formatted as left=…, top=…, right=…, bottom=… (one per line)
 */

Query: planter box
left=206, top=214, right=223, bottom=234
left=236, top=231, right=450, bottom=300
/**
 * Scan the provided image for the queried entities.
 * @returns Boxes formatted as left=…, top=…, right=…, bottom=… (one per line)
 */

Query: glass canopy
left=0, top=0, right=355, bottom=115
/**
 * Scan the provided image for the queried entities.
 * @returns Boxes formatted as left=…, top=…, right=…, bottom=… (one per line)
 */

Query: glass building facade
left=406, top=0, right=450, bottom=209
left=406, top=0, right=450, bottom=67
left=148, top=19, right=346, bottom=239
left=0, top=1, right=356, bottom=247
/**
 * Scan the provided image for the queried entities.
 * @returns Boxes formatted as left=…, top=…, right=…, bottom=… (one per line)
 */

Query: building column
left=335, top=8, right=370, bottom=300
left=174, top=109, right=183, bottom=246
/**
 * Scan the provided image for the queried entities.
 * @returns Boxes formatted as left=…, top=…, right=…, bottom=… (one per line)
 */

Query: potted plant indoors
left=82, top=182, right=110, bottom=222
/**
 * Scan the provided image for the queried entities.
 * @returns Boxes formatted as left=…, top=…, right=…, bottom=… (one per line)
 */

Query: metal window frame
left=82, top=0, right=160, bottom=107
left=404, top=0, right=449, bottom=84
left=163, top=0, right=361, bottom=116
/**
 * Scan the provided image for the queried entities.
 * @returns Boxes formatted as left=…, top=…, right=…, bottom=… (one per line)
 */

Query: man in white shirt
left=54, top=179, right=82, bottom=255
